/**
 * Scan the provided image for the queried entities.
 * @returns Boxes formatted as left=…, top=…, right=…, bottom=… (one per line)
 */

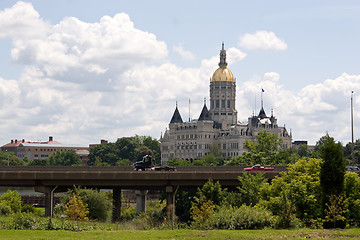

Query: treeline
left=1, top=131, right=359, bottom=167
left=0, top=135, right=160, bottom=166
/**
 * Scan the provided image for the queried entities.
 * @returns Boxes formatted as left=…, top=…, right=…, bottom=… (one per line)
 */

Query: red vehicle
left=244, top=164, right=274, bottom=171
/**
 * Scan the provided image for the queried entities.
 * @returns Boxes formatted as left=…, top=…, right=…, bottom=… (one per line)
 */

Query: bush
left=0, top=204, right=11, bottom=216
left=190, top=200, right=216, bottom=229
left=12, top=212, right=38, bottom=229
left=65, top=188, right=112, bottom=221
left=21, top=204, right=41, bottom=216
left=0, top=190, right=22, bottom=213
left=121, top=206, right=136, bottom=221
left=65, top=193, right=89, bottom=221
left=207, top=205, right=273, bottom=230
left=53, top=203, right=66, bottom=218
left=77, top=189, right=112, bottom=221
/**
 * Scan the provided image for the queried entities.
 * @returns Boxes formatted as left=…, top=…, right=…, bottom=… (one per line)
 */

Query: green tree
left=0, top=190, right=22, bottom=213
left=194, top=154, right=220, bottom=166
left=195, top=179, right=227, bottom=206
left=142, top=136, right=161, bottom=164
left=297, top=144, right=313, bottom=158
left=29, top=158, right=49, bottom=166
left=87, top=142, right=117, bottom=166
left=136, top=145, right=153, bottom=162
left=167, top=158, right=193, bottom=166
left=258, top=158, right=322, bottom=226
left=227, top=130, right=291, bottom=166
left=237, top=172, right=267, bottom=206
left=343, top=139, right=360, bottom=164
left=115, top=137, right=138, bottom=161
left=0, top=152, right=25, bottom=166
left=319, top=134, right=346, bottom=228
left=344, top=172, right=360, bottom=226
left=48, top=150, right=81, bottom=166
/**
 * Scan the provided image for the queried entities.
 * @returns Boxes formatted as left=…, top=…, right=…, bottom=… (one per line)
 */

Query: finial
left=204, top=97, right=206, bottom=105
left=176, top=101, right=178, bottom=108
left=219, top=42, right=228, bottom=67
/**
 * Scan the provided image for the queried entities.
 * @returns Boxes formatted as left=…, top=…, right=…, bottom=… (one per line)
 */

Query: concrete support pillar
left=135, top=190, right=147, bottom=215
left=35, top=186, right=58, bottom=218
left=112, top=188, right=122, bottom=222
left=44, top=192, right=51, bottom=217
left=166, top=186, right=174, bottom=221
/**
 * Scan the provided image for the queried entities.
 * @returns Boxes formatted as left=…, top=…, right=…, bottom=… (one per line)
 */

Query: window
left=216, top=100, right=219, bottom=108
left=227, top=100, right=230, bottom=108
left=221, top=100, right=225, bottom=108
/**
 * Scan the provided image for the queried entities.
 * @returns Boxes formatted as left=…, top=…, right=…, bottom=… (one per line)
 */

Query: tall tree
left=319, top=134, right=346, bottom=228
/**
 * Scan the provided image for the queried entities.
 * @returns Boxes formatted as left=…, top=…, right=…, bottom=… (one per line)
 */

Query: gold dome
left=211, top=67, right=235, bottom=82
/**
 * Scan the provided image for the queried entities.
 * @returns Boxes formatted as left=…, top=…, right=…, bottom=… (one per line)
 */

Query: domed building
left=160, top=43, right=292, bottom=165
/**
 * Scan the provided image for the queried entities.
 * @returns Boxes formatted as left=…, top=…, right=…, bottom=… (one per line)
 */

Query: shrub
left=76, top=189, right=112, bottom=221
left=64, top=188, right=112, bottom=221
left=65, top=193, right=89, bottom=221
left=0, top=190, right=22, bottom=213
left=208, top=205, right=273, bottom=230
left=121, top=206, right=136, bottom=221
left=21, top=204, right=41, bottom=216
left=190, top=199, right=216, bottom=229
left=0, top=204, right=11, bottom=216
left=11, top=212, right=38, bottom=229
left=53, top=203, right=66, bottom=218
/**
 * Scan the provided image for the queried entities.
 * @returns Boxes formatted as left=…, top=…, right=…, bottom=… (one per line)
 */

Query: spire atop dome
left=219, top=42, right=228, bottom=67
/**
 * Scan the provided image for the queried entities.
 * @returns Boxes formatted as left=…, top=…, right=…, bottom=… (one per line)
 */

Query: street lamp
left=5, top=150, right=9, bottom=166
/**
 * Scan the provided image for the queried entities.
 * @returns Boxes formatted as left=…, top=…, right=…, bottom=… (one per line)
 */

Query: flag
left=262, top=88, right=265, bottom=92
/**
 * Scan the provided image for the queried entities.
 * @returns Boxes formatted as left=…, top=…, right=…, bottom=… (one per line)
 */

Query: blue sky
left=0, top=1, right=359, bottom=146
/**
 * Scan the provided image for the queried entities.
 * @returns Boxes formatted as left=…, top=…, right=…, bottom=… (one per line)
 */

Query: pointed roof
left=170, top=106, right=183, bottom=123
left=258, top=107, right=267, bottom=119
left=198, top=104, right=212, bottom=121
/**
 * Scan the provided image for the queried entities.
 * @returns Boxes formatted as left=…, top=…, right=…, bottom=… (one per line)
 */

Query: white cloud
left=0, top=2, right=358, bottom=149
left=227, top=47, right=247, bottom=65
left=237, top=72, right=360, bottom=145
left=238, top=31, right=288, bottom=50
left=173, top=43, right=195, bottom=60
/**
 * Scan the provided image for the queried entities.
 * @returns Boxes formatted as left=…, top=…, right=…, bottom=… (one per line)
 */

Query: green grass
left=0, top=229, right=360, bottom=240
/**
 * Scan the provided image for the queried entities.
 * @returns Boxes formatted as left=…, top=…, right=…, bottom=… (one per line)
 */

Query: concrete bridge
left=0, top=166, right=285, bottom=221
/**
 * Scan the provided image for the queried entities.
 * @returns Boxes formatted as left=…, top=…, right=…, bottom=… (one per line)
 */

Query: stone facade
left=160, top=44, right=292, bottom=165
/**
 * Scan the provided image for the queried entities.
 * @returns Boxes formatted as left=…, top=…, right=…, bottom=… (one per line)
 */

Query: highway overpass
left=0, top=166, right=286, bottom=221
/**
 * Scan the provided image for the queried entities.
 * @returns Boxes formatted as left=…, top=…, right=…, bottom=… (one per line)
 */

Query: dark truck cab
left=133, top=155, right=176, bottom=171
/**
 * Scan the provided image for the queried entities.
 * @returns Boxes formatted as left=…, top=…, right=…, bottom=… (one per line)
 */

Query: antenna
left=188, top=98, right=191, bottom=122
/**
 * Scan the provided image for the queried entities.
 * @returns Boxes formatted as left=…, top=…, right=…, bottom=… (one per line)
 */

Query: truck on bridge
left=133, top=155, right=176, bottom=171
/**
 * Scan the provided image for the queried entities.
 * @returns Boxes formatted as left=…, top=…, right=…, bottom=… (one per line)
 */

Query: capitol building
left=160, top=44, right=292, bottom=165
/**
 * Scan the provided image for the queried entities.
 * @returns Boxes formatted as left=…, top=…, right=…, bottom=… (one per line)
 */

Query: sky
left=0, top=0, right=359, bottom=146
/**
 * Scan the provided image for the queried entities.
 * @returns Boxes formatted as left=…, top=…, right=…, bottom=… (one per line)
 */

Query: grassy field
left=0, top=229, right=360, bottom=240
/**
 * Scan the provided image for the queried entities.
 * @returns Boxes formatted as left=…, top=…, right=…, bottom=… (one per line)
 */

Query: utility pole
left=351, top=91, right=355, bottom=164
